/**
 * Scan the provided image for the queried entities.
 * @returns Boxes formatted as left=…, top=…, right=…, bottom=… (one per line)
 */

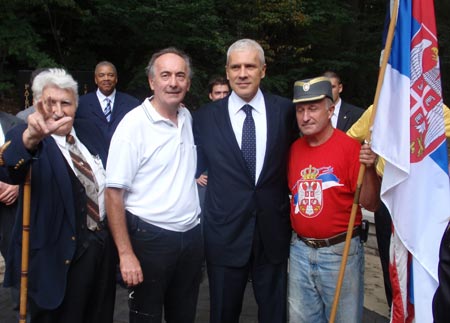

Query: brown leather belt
left=297, top=226, right=361, bottom=249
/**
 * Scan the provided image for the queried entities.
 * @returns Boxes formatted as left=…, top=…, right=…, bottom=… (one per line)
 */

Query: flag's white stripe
left=372, top=65, right=410, bottom=176
left=413, top=256, right=439, bottom=323
left=390, top=232, right=409, bottom=321
left=386, top=158, right=449, bottom=282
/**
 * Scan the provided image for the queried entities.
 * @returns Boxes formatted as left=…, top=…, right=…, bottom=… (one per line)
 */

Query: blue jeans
left=288, top=234, right=364, bottom=323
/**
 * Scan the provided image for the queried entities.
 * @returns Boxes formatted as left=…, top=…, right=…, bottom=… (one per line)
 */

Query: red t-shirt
left=288, top=129, right=362, bottom=238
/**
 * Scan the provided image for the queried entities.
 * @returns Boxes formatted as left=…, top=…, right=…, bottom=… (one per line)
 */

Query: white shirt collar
left=96, top=89, right=116, bottom=105
left=52, top=128, right=77, bottom=149
left=331, top=97, right=342, bottom=128
left=144, top=96, right=185, bottom=126
left=228, top=89, right=264, bottom=116
left=334, top=97, right=342, bottom=116
left=0, top=124, right=4, bottom=146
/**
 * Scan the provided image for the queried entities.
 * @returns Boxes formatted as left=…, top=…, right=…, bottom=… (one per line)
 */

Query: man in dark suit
left=0, top=112, right=23, bottom=308
left=1, top=68, right=115, bottom=323
left=194, top=39, right=295, bottom=323
left=433, top=221, right=450, bottom=323
left=0, top=112, right=23, bottom=261
left=323, top=71, right=364, bottom=132
left=76, top=61, right=140, bottom=147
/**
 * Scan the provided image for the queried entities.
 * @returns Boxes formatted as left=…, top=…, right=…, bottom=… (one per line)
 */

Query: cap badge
left=303, top=83, right=310, bottom=92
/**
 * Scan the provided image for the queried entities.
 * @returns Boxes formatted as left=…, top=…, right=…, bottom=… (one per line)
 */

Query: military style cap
left=293, top=76, right=333, bottom=103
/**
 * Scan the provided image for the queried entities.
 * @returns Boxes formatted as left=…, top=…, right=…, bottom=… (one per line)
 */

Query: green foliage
left=1, top=0, right=449, bottom=110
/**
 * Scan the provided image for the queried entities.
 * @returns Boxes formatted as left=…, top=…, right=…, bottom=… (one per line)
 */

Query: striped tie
left=104, top=98, right=112, bottom=122
left=66, top=134, right=100, bottom=231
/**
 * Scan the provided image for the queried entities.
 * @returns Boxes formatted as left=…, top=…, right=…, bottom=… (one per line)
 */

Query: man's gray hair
left=226, top=39, right=265, bottom=66
left=145, top=47, right=193, bottom=79
left=325, top=98, right=334, bottom=110
left=32, top=68, right=79, bottom=105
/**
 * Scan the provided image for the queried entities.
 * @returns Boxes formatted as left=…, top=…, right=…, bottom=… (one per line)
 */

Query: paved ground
left=0, top=252, right=389, bottom=322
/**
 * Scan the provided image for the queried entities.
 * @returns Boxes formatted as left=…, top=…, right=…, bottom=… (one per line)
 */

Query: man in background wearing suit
left=323, top=70, right=364, bottom=132
left=196, top=76, right=231, bottom=206
left=208, top=76, right=230, bottom=102
left=194, top=38, right=295, bottom=323
left=76, top=61, right=140, bottom=147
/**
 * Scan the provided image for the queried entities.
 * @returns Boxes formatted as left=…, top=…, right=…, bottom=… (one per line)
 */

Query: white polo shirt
left=106, top=97, right=200, bottom=232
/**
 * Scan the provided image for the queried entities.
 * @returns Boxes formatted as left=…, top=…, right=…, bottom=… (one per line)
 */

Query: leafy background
left=1, top=0, right=449, bottom=112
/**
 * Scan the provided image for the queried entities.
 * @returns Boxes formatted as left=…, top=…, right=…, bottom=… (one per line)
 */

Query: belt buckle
left=306, top=239, right=319, bottom=248
left=96, top=221, right=106, bottom=231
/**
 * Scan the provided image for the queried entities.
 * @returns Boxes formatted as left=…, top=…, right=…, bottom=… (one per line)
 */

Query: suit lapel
left=0, top=113, right=9, bottom=132
left=0, top=112, right=20, bottom=133
left=90, top=94, right=108, bottom=121
left=110, top=92, right=121, bottom=121
left=258, top=94, right=279, bottom=185
left=46, top=138, right=77, bottom=230
left=337, top=103, right=350, bottom=130
left=213, top=99, right=250, bottom=177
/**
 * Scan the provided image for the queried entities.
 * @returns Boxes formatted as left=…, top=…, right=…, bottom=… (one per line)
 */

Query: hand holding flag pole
left=329, top=1, right=399, bottom=321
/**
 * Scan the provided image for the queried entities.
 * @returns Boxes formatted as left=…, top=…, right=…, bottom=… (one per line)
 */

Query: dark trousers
left=127, top=213, right=203, bottom=323
left=29, top=230, right=116, bottom=323
left=0, top=203, right=19, bottom=309
left=374, top=202, right=393, bottom=307
left=0, top=203, right=17, bottom=260
left=207, top=229, right=288, bottom=323
left=433, top=222, right=450, bottom=323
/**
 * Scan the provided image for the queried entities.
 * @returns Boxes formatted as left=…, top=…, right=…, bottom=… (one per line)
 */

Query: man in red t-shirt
left=287, top=76, right=380, bottom=323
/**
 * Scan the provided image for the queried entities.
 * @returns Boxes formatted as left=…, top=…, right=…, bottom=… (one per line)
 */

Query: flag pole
left=329, top=1, right=399, bottom=322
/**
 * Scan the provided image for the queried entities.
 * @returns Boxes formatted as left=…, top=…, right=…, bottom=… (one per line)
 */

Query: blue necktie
left=241, top=104, right=256, bottom=182
left=104, top=98, right=112, bottom=122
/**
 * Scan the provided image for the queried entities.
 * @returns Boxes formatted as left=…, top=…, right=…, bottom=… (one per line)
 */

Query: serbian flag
left=371, top=0, right=450, bottom=322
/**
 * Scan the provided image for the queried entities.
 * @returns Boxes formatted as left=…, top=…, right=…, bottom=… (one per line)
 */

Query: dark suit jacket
left=433, top=223, right=450, bottom=323
left=76, top=91, right=140, bottom=147
left=2, top=119, right=107, bottom=310
left=194, top=93, right=295, bottom=267
left=0, top=112, right=24, bottom=182
left=0, top=112, right=24, bottom=258
left=336, top=100, right=364, bottom=132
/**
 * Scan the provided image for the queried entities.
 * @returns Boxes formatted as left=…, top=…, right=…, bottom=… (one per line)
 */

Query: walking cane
left=0, top=141, right=31, bottom=323
left=329, top=1, right=399, bottom=322
left=19, top=168, right=31, bottom=323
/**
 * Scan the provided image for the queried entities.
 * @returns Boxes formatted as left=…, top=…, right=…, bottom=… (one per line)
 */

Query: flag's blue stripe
left=389, top=0, right=411, bottom=77
left=317, top=173, right=339, bottom=183
left=430, top=142, right=450, bottom=174
left=411, top=16, right=421, bottom=37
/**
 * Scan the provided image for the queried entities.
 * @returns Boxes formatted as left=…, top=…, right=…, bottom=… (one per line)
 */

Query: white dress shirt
left=96, top=89, right=116, bottom=114
left=331, top=97, right=341, bottom=128
left=0, top=124, right=4, bottom=146
left=52, top=130, right=106, bottom=220
left=228, top=89, right=267, bottom=184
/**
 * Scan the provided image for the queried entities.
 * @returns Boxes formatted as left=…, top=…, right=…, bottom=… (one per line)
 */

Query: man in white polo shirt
left=105, top=47, right=202, bottom=323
